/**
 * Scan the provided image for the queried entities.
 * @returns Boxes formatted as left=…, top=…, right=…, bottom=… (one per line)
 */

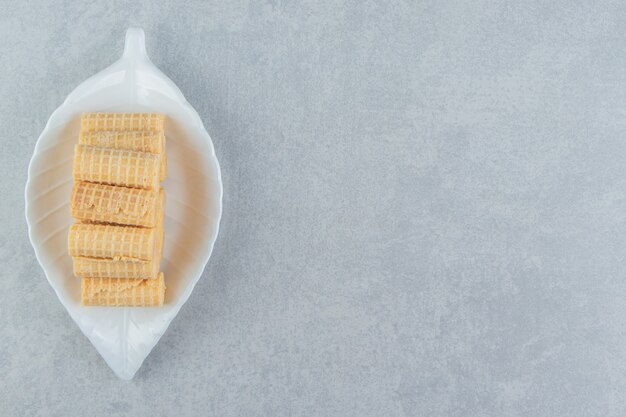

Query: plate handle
left=123, top=28, right=148, bottom=61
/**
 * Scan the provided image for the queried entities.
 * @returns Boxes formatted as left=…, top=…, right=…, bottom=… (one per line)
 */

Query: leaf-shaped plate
left=24, top=28, right=223, bottom=379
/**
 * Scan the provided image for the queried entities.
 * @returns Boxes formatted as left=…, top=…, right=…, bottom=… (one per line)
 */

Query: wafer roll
left=81, top=273, right=165, bottom=306
left=80, top=113, right=165, bottom=133
left=68, top=223, right=155, bottom=261
left=71, top=182, right=159, bottom=227
left=73, top=257, right=158, bottom=279
left=79, top=130, right=165, bottom=154
left=78, top=131, right=167, bottom=181
left=73, top=145, right=160, bottom=190
left=72, top=189, right=165, bottom=278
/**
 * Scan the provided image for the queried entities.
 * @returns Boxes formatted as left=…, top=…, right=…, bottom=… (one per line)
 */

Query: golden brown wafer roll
left=68, top=223, right=155, bottom=261
left=81, top=273, right=165, bottom=307
left=73, top=257, right=159, bottom=279
left=73, top=145, right=160, bottom=190
left=71, top=182, right=159, bottom=227
left=80, top=113, right=165, bottom=133
left=79, top=130, right=165, bottom=154
left=72, top=189, right=165, bottom=278
left=78, top=131, right=167, bottom=181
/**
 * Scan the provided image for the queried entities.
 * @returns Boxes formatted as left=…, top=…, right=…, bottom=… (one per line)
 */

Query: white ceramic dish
left=24, top=28, right=222, bottom=379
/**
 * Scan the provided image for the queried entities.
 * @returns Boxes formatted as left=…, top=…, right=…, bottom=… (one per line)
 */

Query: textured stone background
left=2, top=1, right=626, bottom=416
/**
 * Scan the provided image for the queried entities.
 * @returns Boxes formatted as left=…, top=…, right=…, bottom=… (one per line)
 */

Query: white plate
left=24, top=28, right=223, bottom=379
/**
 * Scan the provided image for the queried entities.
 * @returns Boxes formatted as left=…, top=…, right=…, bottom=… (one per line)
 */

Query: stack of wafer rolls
left=69, top=113, right=166, bottom=307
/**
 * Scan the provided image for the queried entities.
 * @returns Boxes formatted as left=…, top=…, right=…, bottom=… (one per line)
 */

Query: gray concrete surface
left=2, top=1, right=626, bottom=416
